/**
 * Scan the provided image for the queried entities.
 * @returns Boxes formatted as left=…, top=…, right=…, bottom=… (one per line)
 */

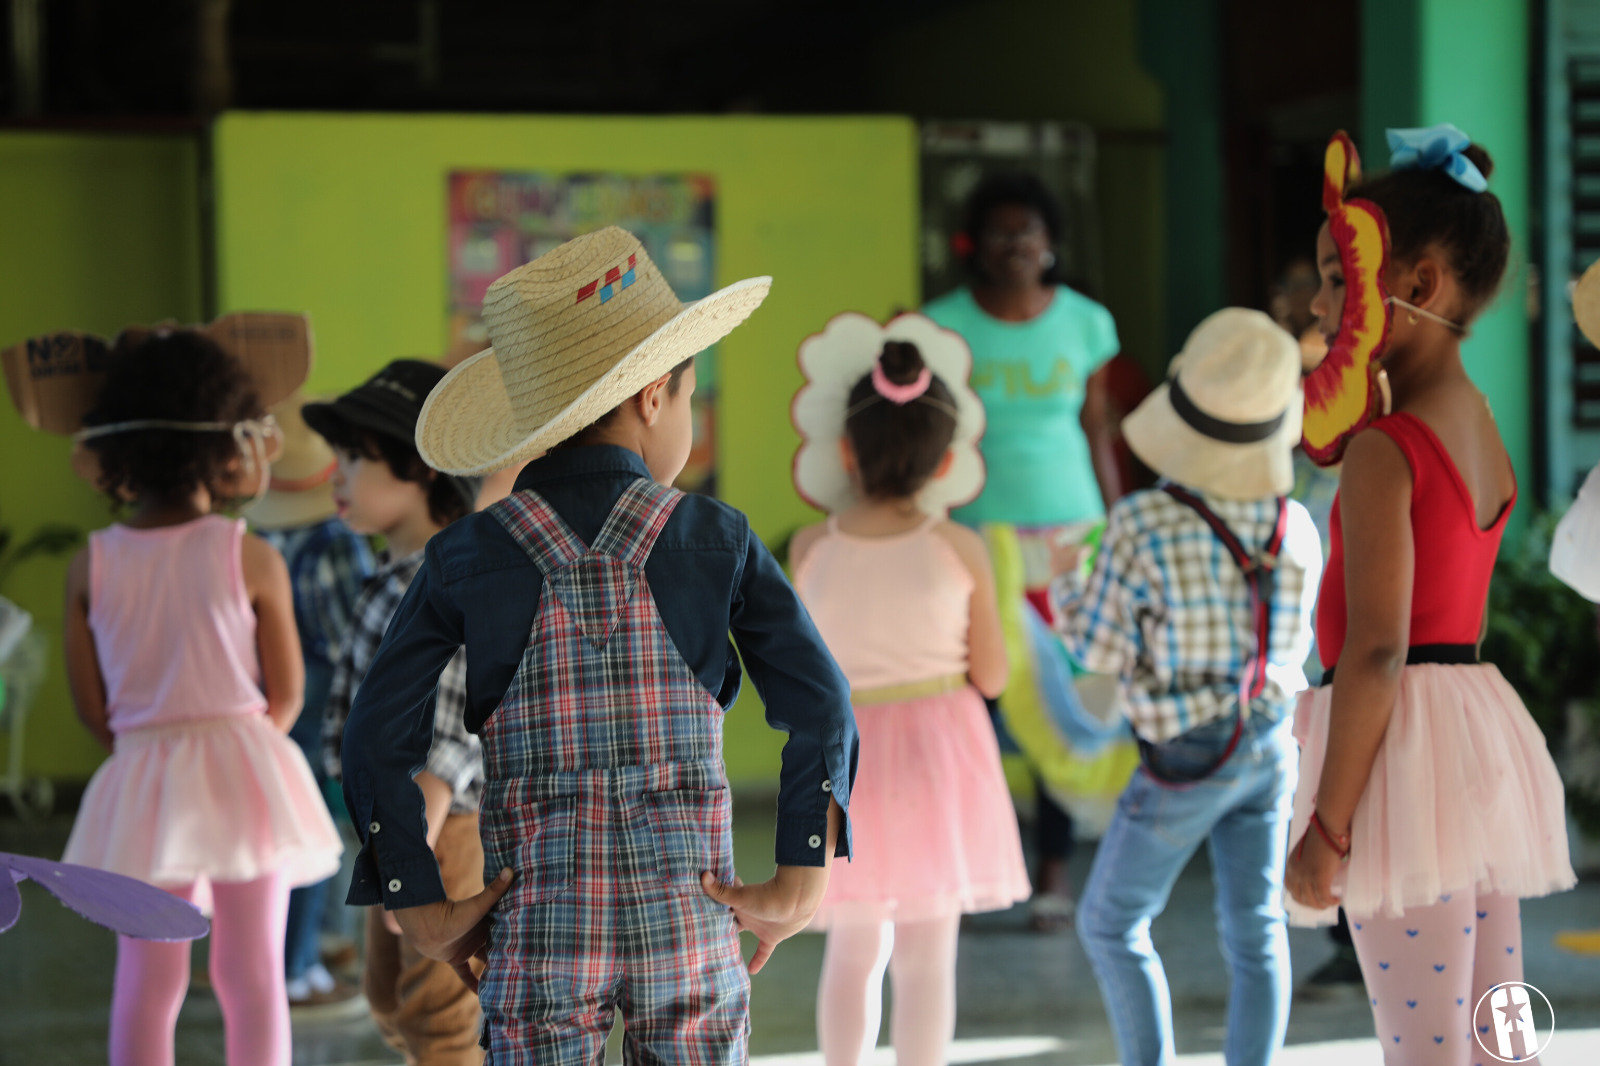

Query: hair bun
left=877, top=340, right=927, bottom=385
left=1463, top=143, right=1495, bottom=182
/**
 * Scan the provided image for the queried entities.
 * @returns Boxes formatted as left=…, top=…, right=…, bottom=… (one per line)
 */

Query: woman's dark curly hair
left=845, top=341, right=958, bottom=500
left=960, top=171, right=1065, bottom=286
left=313, top=416, right=472, bottom=527
left=1350, top=143, right=1509, bottom=321
left=82, top=330, right=263, bottom=505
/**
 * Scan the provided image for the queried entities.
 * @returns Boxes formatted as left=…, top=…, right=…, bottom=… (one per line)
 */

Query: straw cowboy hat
left=1122, top=308, right=1303, bottom=500
left=416, top=227, right=771, bottom=475
left=243, top=391, right=339, bottom=531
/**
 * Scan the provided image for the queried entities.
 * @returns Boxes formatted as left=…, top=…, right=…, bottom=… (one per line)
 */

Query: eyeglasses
left=978, top=222, right=1049, bottom=249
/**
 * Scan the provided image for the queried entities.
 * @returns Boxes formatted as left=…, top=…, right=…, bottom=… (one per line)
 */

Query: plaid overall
left=478, top=478, right=748, bottom=1064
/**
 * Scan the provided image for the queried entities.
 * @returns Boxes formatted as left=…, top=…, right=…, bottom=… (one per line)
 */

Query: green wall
left=212, top=112, right=920, bottom=784
left=1363, top=0, right=1533, bottom=503
left=0, top=132, right=203, bottom=783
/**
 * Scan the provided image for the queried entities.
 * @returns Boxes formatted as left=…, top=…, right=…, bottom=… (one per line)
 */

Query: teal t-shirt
left=923, top=285, right=1119, bottom=526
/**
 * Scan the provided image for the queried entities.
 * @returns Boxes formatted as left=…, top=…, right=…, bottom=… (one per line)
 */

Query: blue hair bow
left=1386, top=124, right=1488, bottom=192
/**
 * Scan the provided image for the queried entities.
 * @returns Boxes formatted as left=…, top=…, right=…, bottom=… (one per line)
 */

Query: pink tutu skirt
left=63, top=713, right=342, bottom=914
left=1286, top=663, right=1574, bottom=927
left=810, top=684, right=1031, bottom=929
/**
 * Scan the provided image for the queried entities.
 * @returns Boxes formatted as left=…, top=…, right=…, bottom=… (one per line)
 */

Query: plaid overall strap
left=588, top=478, right=684, bottom=569
left=486, top=488, right=591, bottom=578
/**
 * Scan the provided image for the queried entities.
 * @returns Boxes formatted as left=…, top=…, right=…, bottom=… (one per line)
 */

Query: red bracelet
left=1310, top=810, right=1351, bottom=862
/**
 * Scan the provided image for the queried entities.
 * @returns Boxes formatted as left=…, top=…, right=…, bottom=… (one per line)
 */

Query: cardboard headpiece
left=1301, top=132, right=1393, bottom=467
left=792, top=312, right=986, bottom=516
left=1, top=312, right=312, bottom=435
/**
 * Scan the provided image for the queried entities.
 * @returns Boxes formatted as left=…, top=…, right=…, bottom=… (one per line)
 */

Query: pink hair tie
left=871, top=362, right=932, bottom=405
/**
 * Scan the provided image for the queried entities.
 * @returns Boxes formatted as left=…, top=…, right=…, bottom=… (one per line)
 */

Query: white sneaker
left=305, top=963, right=337, bottom=996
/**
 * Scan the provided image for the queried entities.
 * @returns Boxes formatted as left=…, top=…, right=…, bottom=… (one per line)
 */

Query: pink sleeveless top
left=89, top=515, right=266, bottom=734
left=794, top=516, right=974, bottom=690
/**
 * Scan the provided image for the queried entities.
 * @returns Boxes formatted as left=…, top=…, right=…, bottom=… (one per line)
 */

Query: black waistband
left=1319, top=643, right=1478, bottom=687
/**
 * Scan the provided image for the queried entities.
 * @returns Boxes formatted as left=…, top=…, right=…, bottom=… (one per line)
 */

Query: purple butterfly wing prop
left=0, top=852, right=208, bottom=941
left=0, top=864, right=22, bottom=933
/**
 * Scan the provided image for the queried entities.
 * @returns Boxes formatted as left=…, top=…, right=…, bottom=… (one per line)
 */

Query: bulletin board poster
left=448, top=171, right=719, bottom=494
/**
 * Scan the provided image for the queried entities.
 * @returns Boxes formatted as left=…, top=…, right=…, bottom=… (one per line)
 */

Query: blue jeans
left=284, top=656, right=336, bottom=980
left=1076, top=711, right=1297, bottom=1066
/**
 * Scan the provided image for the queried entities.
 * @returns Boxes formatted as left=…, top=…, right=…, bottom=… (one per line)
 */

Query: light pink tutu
left=1286, top=663, right=1574, bottom=927
left=811, top=685, right=1031, bottom=929
left=62, top=713, right=342, bottom=914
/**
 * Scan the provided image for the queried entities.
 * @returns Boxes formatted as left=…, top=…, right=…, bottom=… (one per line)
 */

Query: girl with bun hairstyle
left=791, top=337, right=1030, bottom=1066
left=1285, top=128, right=1575, bottom=1062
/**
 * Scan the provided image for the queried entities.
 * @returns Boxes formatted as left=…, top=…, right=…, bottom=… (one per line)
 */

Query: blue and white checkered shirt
left=1051, top=485, right=1323, bottom=743
left=258, top=517, right=376, bottom=666
left=324, top=550, right=481, bottom=814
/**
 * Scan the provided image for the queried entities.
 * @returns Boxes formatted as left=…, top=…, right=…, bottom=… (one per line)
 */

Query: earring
left=1407, top=310, right=1419, bottom=325
left=1041, top=250, right=1056, bottom=269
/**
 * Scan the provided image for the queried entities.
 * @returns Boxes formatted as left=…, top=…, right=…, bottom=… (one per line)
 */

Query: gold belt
left=851, top=673, right=970, bottom=707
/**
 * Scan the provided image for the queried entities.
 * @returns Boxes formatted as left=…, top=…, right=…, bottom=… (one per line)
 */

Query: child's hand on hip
left=701, top=865, right=829, bottom=975
left=1050, top=541, right=1090, bottom=579
left=392, top=868, right=515, bottom=991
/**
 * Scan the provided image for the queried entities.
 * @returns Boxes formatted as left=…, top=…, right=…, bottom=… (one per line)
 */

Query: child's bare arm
left=62, top=548, right=113, bottom=752
left=242, top=533, right=304, bottom=732
left=935, top=523, right=1008, bottom=698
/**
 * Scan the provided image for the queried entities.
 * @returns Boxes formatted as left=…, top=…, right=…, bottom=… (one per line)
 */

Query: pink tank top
left=794, top=516, right=974, bottom=690
left=89, top=515, right=266, bottom=734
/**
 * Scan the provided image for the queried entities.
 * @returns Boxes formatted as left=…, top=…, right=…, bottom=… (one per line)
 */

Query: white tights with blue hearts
left=1349, top=893, right=1534, bottom=1065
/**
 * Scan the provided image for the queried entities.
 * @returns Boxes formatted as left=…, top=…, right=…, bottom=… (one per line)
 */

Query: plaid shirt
left=258, top=517, right=376, bottom=665
left=324, top=550, right=481, bottom=813
left=1051, top=485, right=1322, bottom=743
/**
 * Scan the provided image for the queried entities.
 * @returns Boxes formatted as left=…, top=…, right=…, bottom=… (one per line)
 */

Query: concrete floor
left=3, top=799, right=1598, bottom=1065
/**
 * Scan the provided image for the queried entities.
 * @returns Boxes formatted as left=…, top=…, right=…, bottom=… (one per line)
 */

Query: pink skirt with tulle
left=810, top=684, right=1031, bottom=929
left=1286, top=663, right=1574, bottom=927
left=62, top=712, right=342, bottom=915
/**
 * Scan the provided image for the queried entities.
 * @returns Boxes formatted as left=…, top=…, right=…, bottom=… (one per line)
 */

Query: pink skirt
left=810, top=684, right=1031, bottom=929
left=63, top=713, right=343, bottom=915
left=1286, top=663, right=1574, bottom=927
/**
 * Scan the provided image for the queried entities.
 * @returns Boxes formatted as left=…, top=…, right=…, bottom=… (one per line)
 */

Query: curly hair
left=81, top=330, right=263, bottom=505
left=960, top=170, right=1066, bottom=286
left=844, top=341, right=958, bottom=500
left=1350, top=143, right=1510, bottom=320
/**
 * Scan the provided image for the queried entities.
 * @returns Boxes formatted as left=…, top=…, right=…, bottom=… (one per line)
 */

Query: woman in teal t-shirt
left=925, top=172, right=1132, bottom=932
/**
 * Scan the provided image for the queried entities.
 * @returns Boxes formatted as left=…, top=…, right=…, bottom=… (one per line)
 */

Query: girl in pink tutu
left=55, top=328, right=342, bottom=1066
left=1285, top=125, right=1575, bottom=1062
left=791, top=315, right=1030, bottom=1066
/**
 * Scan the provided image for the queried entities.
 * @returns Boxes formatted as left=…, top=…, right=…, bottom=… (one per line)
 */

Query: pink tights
left=817, top=915, right=960, bottom=1066
left=1348, top=892, right=1535, bottom=1065
left=110, top=873, right=291, bottom=1066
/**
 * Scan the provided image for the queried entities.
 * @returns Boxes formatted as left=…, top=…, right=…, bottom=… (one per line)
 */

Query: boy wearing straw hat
left=1050, top=308, right=1323, bottom=1066
left=338, top=228, right=857, bottom=1061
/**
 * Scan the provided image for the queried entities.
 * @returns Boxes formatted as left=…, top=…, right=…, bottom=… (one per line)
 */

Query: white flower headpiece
left=791, top=312, right=986, bottom=516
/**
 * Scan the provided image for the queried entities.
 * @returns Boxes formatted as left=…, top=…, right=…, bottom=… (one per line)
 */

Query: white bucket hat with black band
left=1122, top=308, right=1303, bottom=501
left=416, top=227, right=771, bottom=476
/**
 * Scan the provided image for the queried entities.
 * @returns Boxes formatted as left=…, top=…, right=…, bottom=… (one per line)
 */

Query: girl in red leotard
left=1284, top=128, right=1575, bottom=1064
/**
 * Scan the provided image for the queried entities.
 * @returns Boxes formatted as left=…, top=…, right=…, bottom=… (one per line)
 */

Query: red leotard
left=1316, top=412, right=1515, bottom=667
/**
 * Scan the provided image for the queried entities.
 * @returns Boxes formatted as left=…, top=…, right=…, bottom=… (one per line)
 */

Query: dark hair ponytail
left=1351, top=143, right=1509, bottom=318
left=844, top=341, right=958, bottom=500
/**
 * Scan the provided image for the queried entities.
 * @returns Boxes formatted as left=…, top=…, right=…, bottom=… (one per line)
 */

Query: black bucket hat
left=303, top=360, right=481, bottom=510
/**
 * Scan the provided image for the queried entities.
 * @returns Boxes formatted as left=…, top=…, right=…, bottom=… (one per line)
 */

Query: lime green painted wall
left=213, top=112, right=920, bottom=783
left=1363, top=0, right=1533, bottom=507
left=0, top=132, right=203, bottom=783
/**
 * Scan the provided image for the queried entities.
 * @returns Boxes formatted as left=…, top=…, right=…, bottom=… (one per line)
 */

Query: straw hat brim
left=416, top=277, right=771, bottom=475
left=244, top=481, right=339, bottom=531
left=1122, top=382, right=1303, bottom=500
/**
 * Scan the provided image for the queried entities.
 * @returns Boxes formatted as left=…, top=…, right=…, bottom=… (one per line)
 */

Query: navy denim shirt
left=342, top=445, right=858, bottom=909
